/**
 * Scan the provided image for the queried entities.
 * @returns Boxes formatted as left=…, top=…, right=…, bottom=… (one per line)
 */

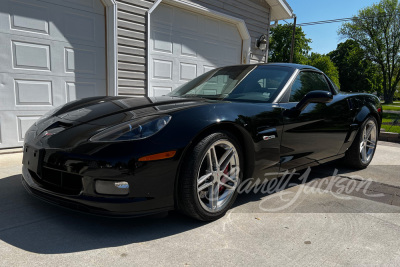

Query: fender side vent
left=347, top=98, right=354, bottom=111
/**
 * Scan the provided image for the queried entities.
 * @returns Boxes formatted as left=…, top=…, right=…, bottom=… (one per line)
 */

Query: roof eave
left=265, top=0, right=293, bottom=21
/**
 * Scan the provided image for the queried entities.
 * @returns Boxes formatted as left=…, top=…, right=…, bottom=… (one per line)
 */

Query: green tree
left=328, top=40, right=382, bottom=93
left=306, top=53, right=340, bottom=87
left=339, top=0, right=400, bottom=103
left=268, top=24, right=312, bottom=64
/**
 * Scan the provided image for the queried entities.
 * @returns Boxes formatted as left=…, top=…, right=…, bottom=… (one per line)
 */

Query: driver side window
left=290, top=72, right=331, bottom=102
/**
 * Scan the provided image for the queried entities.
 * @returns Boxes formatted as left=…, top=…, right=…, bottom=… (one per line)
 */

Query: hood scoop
left=44, top=121, right=73, bottom=131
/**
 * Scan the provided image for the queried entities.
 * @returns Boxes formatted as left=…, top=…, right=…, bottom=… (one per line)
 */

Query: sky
left=285, top=0, right=379, bottom=54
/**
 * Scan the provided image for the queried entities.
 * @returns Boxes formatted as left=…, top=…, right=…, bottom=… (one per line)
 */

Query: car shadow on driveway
left=0, top=174, right=206, bottom=254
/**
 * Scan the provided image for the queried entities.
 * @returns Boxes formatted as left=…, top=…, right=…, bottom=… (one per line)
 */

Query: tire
left=177, top=132, right=243, bottom=221
left=344, top=116, right=378, bottom=169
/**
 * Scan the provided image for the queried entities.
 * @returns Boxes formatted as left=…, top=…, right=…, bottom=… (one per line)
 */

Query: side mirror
left=295, top=90, right=333, bottom=111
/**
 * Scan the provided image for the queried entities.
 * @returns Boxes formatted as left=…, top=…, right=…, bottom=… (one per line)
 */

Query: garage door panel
left=179, top=62, right=197, bottom=82
left=66, top=82, right=95, bottom=102
left=0, top=35, right=57, bottom=75
left=15, top=79, right=53, bottom=106
left=65, top=77, right=106, bottom=101
left=64, top=45, right=106, bottom=78
left=180, top=36, right=198, bottom=57
left=9, top=0, right=50, bottom=35
left=0, top=110, right=45, bottom=148
left=17, top=115, right=41, bottom=142
left=151, top=86, right=172, bottom=97
left=62, top=44, right=106, bottom=78
left=59, top=11, right=105, bottom=46
left=65, top=48, right=94, bottom=74
left=152, top=30, right=173, bottom=54
left=153, top=59, right=173, bottom=80
left=0, top=73, right=52, bottom=110
left=0, top=34, right=106, bottom=79
left=12, top=41, right=51, bottom=71
left=0, top=73, right=92, bottom=110
left=0, top=73, right=15, bottom=110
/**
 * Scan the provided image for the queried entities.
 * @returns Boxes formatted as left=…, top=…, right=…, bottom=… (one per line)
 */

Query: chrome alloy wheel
left=196, top=140, right=240, bottom=213
left=359, top=120, right=377, bottom=164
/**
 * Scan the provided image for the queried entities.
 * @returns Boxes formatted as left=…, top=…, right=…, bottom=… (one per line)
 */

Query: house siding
left=115, top=0, right=271, bottom=96
left=116, top=0, right=154, bottom=96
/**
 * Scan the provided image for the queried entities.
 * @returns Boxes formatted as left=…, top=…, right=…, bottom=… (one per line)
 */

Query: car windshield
left=168, top=65, right=294, bottom=102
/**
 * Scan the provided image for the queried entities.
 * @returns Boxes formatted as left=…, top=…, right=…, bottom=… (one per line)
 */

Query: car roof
left=261, top=62, right=321, bottom=71
left=222, top=62, right=321, bottom=72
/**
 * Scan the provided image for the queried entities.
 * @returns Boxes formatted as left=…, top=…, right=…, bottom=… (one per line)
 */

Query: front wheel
left=345, top=116, right=378, bottom=169
left=177, top=132, right=243, bottom=221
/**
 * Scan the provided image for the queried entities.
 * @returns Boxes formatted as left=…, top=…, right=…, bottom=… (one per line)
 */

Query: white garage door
left=149, top=3, right=243, bottom=97
left=0, top=0, right=107, bottom=149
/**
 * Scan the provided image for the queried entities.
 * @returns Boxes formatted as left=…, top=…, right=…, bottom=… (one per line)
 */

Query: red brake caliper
left=219, top=164, right=229, bottom=193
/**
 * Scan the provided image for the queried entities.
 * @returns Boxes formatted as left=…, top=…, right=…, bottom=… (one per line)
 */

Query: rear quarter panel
left=337, top=93, right=382, bottom=154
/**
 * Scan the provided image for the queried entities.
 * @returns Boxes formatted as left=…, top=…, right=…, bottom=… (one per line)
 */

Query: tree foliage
left=339, top=0, right=400, bottom=103
left=268, top=25, right=339, bottom=87
left=268, top=24, right=312, bottom=64
left=328, top=40, right=382, bottom=93
left=305, top=53, right=340, bottom=87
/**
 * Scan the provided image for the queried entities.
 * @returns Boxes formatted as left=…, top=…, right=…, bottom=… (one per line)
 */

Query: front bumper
left=21, top=145, right=178, bottom=217
left=22, top=166, right=172, bottom=217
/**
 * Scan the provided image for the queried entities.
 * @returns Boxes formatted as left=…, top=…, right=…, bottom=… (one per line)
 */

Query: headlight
left=90, top=115, right=171, bottom=142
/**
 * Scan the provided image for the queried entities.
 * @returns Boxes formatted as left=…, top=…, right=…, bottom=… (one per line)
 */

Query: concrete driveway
left=0, top=142, right=399, bottom=266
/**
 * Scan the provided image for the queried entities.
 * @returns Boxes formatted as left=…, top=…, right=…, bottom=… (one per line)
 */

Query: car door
left=278, top=70, right=351, bottom=171
left=231, top=66, right=289, bottom=181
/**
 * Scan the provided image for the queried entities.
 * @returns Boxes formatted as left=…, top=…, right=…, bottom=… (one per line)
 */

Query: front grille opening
left=29, top=167, right=83, bottom=195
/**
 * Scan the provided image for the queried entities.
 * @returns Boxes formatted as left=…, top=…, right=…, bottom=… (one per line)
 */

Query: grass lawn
left=382, top=113, right=400, bottom=123
left=382, top=112, right=400, bottom=133
left=381, top=124, right=400, bottom=134
left=382, top=104, right=400, bottom=111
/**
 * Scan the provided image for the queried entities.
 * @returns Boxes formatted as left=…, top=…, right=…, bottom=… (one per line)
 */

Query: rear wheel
left=345, top=116, right=378, bottom=169
left=178, top=132, right=242, bottom=221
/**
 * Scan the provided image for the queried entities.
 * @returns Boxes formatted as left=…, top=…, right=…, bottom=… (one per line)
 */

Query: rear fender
left=338, top=102, right=380, bottom=154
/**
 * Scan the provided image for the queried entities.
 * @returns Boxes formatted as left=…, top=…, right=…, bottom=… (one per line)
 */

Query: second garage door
left=149, top=3, right=243, bottom=97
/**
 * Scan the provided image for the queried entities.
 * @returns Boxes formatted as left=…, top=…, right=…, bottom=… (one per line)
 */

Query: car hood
left=53, top=96, right=210, bottom=125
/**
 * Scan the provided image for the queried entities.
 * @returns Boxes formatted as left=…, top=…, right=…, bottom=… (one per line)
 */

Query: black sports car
left=22, top=63, right=382, bottom=221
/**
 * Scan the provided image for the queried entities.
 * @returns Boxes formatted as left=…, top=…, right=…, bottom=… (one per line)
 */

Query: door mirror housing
left=295, top=90, right=333, bottom=111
